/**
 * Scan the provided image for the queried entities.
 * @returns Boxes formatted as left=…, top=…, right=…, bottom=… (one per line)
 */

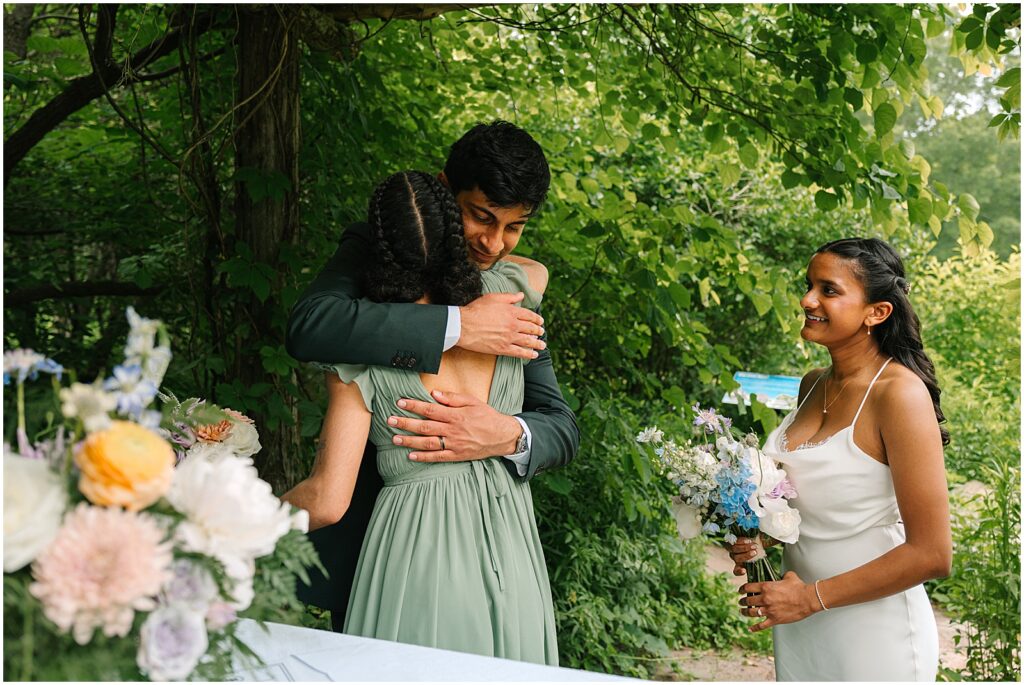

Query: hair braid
left=363, top=170, right=481, bottom=307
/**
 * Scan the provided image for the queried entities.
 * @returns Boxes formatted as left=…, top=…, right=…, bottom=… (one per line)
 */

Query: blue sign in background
left=722, top=371, right=801, bottom=410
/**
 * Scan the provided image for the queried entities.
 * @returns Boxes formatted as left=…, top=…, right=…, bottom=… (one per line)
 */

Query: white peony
left=670, top=496, right=703, bottom=540
left=222, top=419, right=260, bottom=458
left=4, top=452, right=67, bottom=572
left=290, top=507, right=310, bottom=534
left=220, top=556, right=255, bottom=611
left=59, top=382, right=117, bottom=433
left=167, top=452, right=293, bottom=572
left=137, top=605, right=209, bottom=681
left=758, top=497, right=802, bottom=544
left=182, top=440, right=235, bottom=462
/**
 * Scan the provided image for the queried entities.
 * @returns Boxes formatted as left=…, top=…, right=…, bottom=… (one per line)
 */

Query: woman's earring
left=867, top=325, right=872, bottom=336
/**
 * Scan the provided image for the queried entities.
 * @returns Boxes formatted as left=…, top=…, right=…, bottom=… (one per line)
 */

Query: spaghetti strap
left=795, top=370, right=827, bottom=411
left=852, top=357, right=894, bottom=425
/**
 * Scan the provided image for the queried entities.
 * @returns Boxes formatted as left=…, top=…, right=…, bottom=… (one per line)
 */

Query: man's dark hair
left=443, top=121, right=550, bottom=215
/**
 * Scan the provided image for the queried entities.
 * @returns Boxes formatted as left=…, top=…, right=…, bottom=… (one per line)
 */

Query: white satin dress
left=764, top=359, right=939, bottom=681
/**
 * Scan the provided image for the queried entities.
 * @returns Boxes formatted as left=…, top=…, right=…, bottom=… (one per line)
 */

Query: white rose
left=670, top=496, right=703, bottom=540
left=4, top=452, right=66, bottom=572
left=167, top=452, right=292, bottom=572
left=222, top=419, right=260, bottom=458
left=746, top=449, right=787, bottom=515
left=137, top=605, right=209, bottom=681
left=758, top=497, right=801, bottom=544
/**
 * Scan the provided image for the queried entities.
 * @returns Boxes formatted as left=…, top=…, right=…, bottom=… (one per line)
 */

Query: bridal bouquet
left=3, top=308, right=321, bottom=681
left=636, top=404, right=801, bottom=582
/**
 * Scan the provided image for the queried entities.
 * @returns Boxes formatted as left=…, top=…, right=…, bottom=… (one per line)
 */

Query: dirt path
left=657, top=546, right=966, bottom=681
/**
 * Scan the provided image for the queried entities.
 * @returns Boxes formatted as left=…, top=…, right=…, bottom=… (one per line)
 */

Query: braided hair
left=364, top=171, right=482, bottom=307
left=816, top=237, right=949, bottom=445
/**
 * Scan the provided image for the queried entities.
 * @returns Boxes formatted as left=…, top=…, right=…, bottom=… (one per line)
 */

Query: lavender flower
left=160, top=559, right=218, bottom=612
left=691, top=404, right=730, bottom=434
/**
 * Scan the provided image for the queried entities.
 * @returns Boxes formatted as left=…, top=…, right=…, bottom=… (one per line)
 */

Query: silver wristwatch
left=513, top=429, right=529, bottom=455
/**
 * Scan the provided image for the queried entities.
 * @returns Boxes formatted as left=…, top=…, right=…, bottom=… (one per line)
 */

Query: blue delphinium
left=713, top=458, right=759, bottom=532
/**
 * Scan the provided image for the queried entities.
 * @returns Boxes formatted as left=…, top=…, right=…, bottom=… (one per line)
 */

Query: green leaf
left=780, top=169, right=802, bottom=189
left=641, top=123, right=660, bottom=140
left=814, top=190, right=839, bottom=211
left=542, top=472, right=573, bottom=496
left=738, top=143, right=759, bottom=169
left=976, top=221, right=995, bottom=247
left=907, top=196, right=932, bottom=225
left=996, top=67, right=1020, bottom=88
left=965, top=28, right=984, bottom=50
left=560, top=171, right=577, bottom=190
left=580, top=177, right=599, bottom=195
left=873, top=102, right=897, bottom=136
left=612, top=136, right=630, bottom=155
left=898, top=139, right=915, bottom=160
left=926, top=18, right=947, bottom=38
left=750, top=291, right=772, bottom=316
left=957, top=193, right=981, bottom=221
left=843, top=87, right=864, bottom=111
left=856, top=41, right=879, bottom=63
left=928, top=214, right=943, bottom=237
left=718, top=162, right=741, bottom=186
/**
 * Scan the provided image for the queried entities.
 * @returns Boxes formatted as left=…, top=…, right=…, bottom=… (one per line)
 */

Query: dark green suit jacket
left=286, top=221, right=580, bottom=628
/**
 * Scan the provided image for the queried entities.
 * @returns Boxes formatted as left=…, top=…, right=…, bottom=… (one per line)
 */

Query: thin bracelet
left=814, top=579, right=830, bottom=611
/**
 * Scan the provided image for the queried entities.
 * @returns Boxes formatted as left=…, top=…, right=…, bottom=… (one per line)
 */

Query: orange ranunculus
left=75, top=421, right=175, bottom=510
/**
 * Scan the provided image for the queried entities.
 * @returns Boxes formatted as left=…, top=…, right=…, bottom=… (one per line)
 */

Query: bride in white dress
left=728, top=238, right=951, bottom=681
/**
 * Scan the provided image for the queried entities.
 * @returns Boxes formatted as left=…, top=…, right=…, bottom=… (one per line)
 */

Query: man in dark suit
left=285, top=121, right=580, bottom=631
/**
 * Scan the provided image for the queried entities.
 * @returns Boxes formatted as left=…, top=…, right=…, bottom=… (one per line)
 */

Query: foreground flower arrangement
left=637, top=404, right=801, bottom=583
left=3, top=308, right=321, bottom=681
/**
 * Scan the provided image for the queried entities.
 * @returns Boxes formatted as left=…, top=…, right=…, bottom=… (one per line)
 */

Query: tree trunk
left=3, top=4, right=35, bottom=60
left=234, top=7, right=301, bottom=492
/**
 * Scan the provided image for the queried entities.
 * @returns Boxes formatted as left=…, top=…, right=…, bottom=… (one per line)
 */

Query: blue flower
left=713, top=459, right=758, bottom=530
left=103, top=364, right=158, bottom=418
left=3, top=349, right=63, bottom=385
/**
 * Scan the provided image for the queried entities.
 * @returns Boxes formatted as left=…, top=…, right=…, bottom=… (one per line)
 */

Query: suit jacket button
left=406, top=358, right=416, bottom=369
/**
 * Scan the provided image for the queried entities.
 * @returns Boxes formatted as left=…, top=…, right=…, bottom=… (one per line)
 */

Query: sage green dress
left=329, top=261, right=558, bottom=666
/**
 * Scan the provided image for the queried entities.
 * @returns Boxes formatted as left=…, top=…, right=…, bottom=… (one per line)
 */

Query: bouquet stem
left=745, top=557, right=779, bottom=584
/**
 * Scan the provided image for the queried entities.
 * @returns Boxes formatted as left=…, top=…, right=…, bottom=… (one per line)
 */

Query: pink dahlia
left=29, top=503, right=173, bottom=645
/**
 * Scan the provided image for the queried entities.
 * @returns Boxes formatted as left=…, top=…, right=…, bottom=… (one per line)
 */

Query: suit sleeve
left=511, top=304, right=581, bottom=481
left=286, top=223, right=449, bottom=373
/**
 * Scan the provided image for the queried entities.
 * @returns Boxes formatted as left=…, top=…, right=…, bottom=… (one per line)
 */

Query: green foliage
left=911, top=250, right=1021, bottom=480
left=3, top=4, right=1020, bottom=677
left=939, top=461, right=1021, bottom=681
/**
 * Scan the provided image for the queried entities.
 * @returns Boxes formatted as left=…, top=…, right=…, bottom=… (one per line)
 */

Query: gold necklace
left=822, top=353, right=882, bottom=414
left=822, top=370, right=854, bottom=414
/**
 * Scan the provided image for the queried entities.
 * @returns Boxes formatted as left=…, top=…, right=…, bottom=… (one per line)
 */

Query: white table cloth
left=229, top=619, right=637, bottom=681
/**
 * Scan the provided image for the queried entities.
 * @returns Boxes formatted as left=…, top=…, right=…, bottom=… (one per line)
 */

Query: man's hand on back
left=387, top=391, right=523, bottom=462
left=459, top=292, right=546, bottom=359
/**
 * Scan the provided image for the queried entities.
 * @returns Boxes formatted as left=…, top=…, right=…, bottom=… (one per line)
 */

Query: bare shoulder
left=502, top=255, right=549, bottom=295
left=798, top=367, right=828, bottom=402
left=874, top=362, right=934, bottom=416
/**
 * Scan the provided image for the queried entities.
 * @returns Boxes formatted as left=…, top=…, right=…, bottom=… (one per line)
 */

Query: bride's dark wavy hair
left=364, top=171, right=482, bottom=307
left=816, top=237, right=949, bottom=446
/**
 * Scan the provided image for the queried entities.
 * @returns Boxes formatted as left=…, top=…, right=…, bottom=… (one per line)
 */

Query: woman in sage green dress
left=283, top=171, right=558, bottom=665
